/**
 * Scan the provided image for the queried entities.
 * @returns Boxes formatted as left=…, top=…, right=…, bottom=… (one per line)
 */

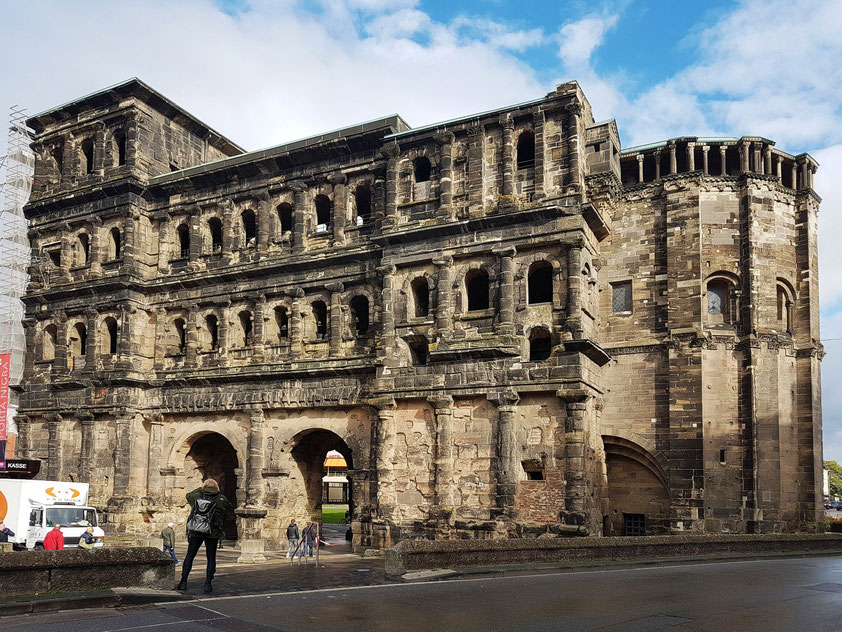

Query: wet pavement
left=3, top=554, right=842, bottom=631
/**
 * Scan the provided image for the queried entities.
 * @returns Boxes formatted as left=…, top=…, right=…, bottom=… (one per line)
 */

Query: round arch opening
left=181, top=432, right=240, bottom=540
left=290, top=429, right=354, bottom=528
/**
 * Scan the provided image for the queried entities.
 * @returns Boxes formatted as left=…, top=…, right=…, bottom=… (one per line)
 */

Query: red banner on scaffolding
left=0, top=353, right=9, bottom=470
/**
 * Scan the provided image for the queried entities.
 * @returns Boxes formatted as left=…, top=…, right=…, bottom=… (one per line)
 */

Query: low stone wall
left=0, top=547, right=174, bottom=595
left=385, top=534, right=842, bottom=576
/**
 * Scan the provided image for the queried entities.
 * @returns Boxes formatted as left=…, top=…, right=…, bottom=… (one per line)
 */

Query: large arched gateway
left=181, top=432, right=240, bottom=540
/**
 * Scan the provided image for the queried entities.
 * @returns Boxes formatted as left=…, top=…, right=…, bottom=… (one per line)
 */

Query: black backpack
left=186, top=496, right=217, bottom=535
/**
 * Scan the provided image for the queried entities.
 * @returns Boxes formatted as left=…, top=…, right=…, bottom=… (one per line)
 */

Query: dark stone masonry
left=16, top=78, right=824, bottom=558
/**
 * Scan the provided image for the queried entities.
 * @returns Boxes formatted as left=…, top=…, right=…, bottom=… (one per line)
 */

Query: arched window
left=277, top=203, right=293, bottom=234
left=109, top=227, right=121, bottom=260
left=354, top=185, right=371, bottom=225
left=208, top=217, right=223, bottom=252
left=177, top=223, right=190, bottom=259
left=350, top=295, right=370, bottom=335
left=241, top=210, right=257, bottom=246
left=174, top=318, right=187, bottom=354
left=314, top=195, right=331, bottom=231
left=51, top=145, right=63, bottom=175
left=238, top=311, right=253, bottom=347
left=80, top=138, right=94, bottom=175
left=114, top=133, right=127, bottom=166
left=77, top=233, right=90, bottom=266
left=529, top=327, right=552, bottom=362
left=71, top=323, right=87, bottom=357
left=43, top=324, right=57, bottom=361
left=528, top=262, right=553, bottom=304
left=414, top=157, right=431, bottom=183
left=516, top=131, right=535, bottom=170
left=777, top=283, right=793, bottom=333
left=466, top=269, right=490, bottom=311
left=312, top=301, right=327, bottom=340
left=274, top=307, right=289, bottom=341
left=205, top=314, right=219, bottom=351
left=102, top=317, right=118, bottom=355
left=411, top=277, right=430, bottom=318
left=706, top=279, right=731, bottom=324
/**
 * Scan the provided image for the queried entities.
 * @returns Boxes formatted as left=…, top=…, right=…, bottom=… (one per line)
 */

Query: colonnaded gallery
left=15, top=78, right=824, bottom=556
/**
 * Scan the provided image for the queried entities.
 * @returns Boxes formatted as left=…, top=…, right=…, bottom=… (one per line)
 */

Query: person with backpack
left=175, top=478, right=231, bottom=594
left=286, top=519, right=300, bottom=558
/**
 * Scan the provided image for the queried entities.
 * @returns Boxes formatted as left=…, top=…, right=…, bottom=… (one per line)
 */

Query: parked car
left=824, top=501, right=831, bottom=509
left=829, top=501, right=842, bottom=511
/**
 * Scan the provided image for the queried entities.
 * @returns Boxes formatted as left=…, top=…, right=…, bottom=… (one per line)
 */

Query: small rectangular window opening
left=526, top=470, right=545, bottom=481
left=719, top=449, right=726, bottom=464
left=611, top=280, right=633, bottom=313
left=622, top=513, right=646, bottom=537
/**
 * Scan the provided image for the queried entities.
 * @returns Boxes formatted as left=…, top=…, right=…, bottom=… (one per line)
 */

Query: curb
left=0, top=590, right=121, bottom=617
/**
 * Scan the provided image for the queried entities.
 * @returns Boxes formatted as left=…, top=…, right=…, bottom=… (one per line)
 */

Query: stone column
left=330, top=174, right=347, bottom=245
left=764, top=146, right=773, bottom=175
left=720, top=145, right=727, bottom=175
left=466, top=124, right=485, bottom=211
left=327, top=283, right=344, bottom=357
left=146, top=414, right=164, bottom=501
left=156, top=212, right=170, bottom=274
left=290, top=289, right=304, bottom=356
left=53, top=311, right=68, bottom=377
left=93, top=126, right=106, bottom=173
left=532, top=110, right=545, bottom=199
left=493, top=247, right=516, bottom=335
left=185, top=305, right=198, bottom=367
left=290, top=182, right=307, bottom=253
left=560, top=394, right=589, bottom=522
left=116, top=304, right=133, bottom=369
left=753, top=142, right=762, bottom=174
left=427, top=394, right=455, bottom=513
left=60, top=136, right=74, bottom=188
left=218, top=301, right=231, bottom=365
left=668, top=142, right=677, bottom=174
left=565, top=102, right=582, bottom=189
left=810, top=164, right=817, bottom=189
left=252, top=295, right=266, bottom=362
left=188, top=209, right=201, bottom=268
left=377, top=266, right=396, bottom=363
left=637, top=154, right=644, bottom=183
left=89, top=217, right=102, bottom=277
left=433, top=256, right=452, bottom=338
left=791, top=162, right=799, bottom=189
left=701, top=145, right=709, bottom=175
left=373, top=398, right=398, bottom=522
left=741, top=140, right=750, bottom=173
left=654, top=149, right=662, bottom=180
left=488, top=391, right=519, bottom=518
left=47, top=414, right=63, bottom=480
left=119, top=212, right=136, bottom=274
left=499, top=118, right=515, bottom=197
left=83, top=308, right=97, bottom=372
left=776, top=155, right=783, bottom=180
left=79, top=414, right=95, bottom=484
left=801, top=160, right=810, bottom=189
left=238, top=408, right=268, bottom=563
left=686, top=142, right=695, bottom=172
left=13, top=415, right=29, bottom=459
left=434, top=130, right=456, bottom=217
left=257, top=193, right=272, bottom=253
left=566, top=244, right=583, bottom=338
left=22, top=319, right=35, bottom=379
left=59, top=232, right=71, bottom=280
left=382, top=144, right=400, bottom=225
left=113, top=412, right=133, bottom=492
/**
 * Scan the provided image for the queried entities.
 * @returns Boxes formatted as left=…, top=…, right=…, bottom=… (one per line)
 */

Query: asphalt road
left=4, top=555, right=842, bottom=632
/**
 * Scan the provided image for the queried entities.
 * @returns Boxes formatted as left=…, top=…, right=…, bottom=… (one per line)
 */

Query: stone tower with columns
left=16, top=78, right=823, bottom=555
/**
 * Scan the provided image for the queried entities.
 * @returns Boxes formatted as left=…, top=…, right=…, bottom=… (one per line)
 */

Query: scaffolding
left=0, top=106, right=34, bottom=440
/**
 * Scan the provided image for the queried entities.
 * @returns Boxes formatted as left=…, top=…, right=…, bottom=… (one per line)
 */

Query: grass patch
left=322, top=508, right=346, bottom=524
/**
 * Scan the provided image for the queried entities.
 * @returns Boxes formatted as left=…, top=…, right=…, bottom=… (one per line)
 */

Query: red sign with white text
left=0, top=353, right=9, bottom=470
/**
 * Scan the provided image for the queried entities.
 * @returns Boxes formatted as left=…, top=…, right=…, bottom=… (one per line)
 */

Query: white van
left=0, top=480, right=105, bottom=549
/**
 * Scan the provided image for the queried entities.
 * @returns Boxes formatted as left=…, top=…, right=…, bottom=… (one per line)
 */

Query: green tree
left=826, top=461, right=842, bottom=498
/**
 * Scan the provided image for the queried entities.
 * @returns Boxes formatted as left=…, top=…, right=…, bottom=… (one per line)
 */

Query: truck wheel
left=34, top=543, right=44, bottom=550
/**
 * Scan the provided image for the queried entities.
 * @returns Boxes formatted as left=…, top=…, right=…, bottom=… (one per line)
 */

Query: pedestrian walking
left=175, top=479, right=231, bottom=594
left=43, top=524, right=64, bottom=550
left=0, top=521, right=15, bottom=543
left=161, top=522, right=180, bottom=566
left=78, top=527, right=96, bottom=550
left=286, top=519, right=300, bottom=558
left=302, top=522, right=317, bottom=557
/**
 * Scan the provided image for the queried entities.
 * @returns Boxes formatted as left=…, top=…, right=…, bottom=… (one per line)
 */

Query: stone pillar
left=801, top=161, right=810, bottom=189
left=493, top=247, right=516, bottom=335
left=89, top=218, right=102, bottom=277
left=327, top=282, right=344, bottom=357
left=382, top=144, right=400, bottom=224
left=764, top=146, right=773, bottom=175
left=291, top=183, right=307, bottom=252
left=566, top=244, right=583, bottom=338
left=290, top=289, right=304, bottom=356
left=59, top=232, right=71, bottom=280
left=427, top=394, right=454, bottom=513
left=466, top=124, right=485, bottom=211
left=236, top=409, right=269, bottom=562
left=93, top=126, right=106, bottom=173
left=13, top=415, right=29, bottom=459
left=47, top=414, right=63, bottom=480
left=561, top=395, right=589, bottom=522
left=701, top=145, right=709, bottom=175
left=433, top=256, right=452, bottom=338
left=79, top=414, right=95, bottom=484
left=489, top=391, right=519, bottom=518
left=637, top=154, right=644, bottom=183
left=252, top=295, right=266, bottom=362
left=119, top=212, right=136, bottom=274
left=686, top=142, right=695, bottom=172
left=654, top=149, right=662, bottom=180
left=775, top=155, right=783, bottom=180
left=668, top=142, right=677, bottom=174
left=753, top=142, right=762, bottom=174
left=22, top=319, right=35, bottom=379
left=810, top=164, right=817, bottom=189
left=113, top=412, right=133, bottom=492
left=565, top=102, right=582, bottom=190
left=185, top=305, right=198, bottom=367
left=116, top=304, right=133, bottom=369
left=53, top=312, right=68, bottom=377
left=791, top=162, right=799, bottom=189
left=257, top=194, right=272, bottom=253
left=532, top=110, right=545, bottom=199
left=741, top=140, right=750, bottom=173
left=377, top=266, right=396, bottom=362
left=218, top=301, right=230, bottom=365
left=434, top=130, right=456, bottom=216
left=330, top=174, right=347, bottom=245
left=221, top=200, right=235, bottom=263
left=499, top=118, right=515, bottom=197
left=373, top=398, right=398, bottom=522
left=188, top=209, right=201, bottom=268
left=720, top=145, right=727, bottom=176
left=146, top=414, right=164, bottom=501
left=61, top=136, right=74, bottom=188
left=83, top=308, right=97, bottom=371
left=156, top=212, right=170, bottom=274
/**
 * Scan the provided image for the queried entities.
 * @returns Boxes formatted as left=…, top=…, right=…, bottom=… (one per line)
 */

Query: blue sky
left=1, top=0, right=840, bottom=459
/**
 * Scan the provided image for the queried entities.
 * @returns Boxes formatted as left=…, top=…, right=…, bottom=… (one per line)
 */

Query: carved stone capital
left=487, top=390, right=519, bottom=408
left=325, top=282, right=344, bottom=293
left=377, top=264, right=397, bottom=276
left=433, top=130, right=455, bottom=145
left=426, top=394, right=454, bottom=410
left=432, top=256, right=453, bottom=268
left=328, top=172, right=348, bottom=186
left=492, top=246, right=517, bottom=259
left=380, top=143, right=400, bottom=159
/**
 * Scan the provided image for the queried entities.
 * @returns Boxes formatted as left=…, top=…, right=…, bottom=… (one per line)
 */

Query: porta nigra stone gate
left=16, top=79, right=824, bottom=557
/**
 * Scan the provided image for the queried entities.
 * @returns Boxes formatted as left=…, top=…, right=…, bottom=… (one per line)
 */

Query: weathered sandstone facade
left=16, top=79, right=824, bottom=554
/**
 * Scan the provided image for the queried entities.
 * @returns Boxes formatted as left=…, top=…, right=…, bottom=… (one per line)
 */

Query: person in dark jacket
left=286, top=519, right=300, bottom=558
left=161, top=522, right=180, bottom=565
left=175, top=479, right=231, bottom=593
left=302, top=522, right=317, bottom=557
left=0, top=521, right=14, bottom=543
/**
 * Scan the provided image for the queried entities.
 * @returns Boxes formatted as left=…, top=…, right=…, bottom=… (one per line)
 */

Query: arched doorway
left=290, top=430, right=354, bottom=529
left=603, top=436, right=670, bottom=536
left=183, top=433, right=240, bottom=540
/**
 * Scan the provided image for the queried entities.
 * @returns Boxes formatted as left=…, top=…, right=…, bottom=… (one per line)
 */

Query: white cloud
left=557, top=14, right=619, bottom=71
